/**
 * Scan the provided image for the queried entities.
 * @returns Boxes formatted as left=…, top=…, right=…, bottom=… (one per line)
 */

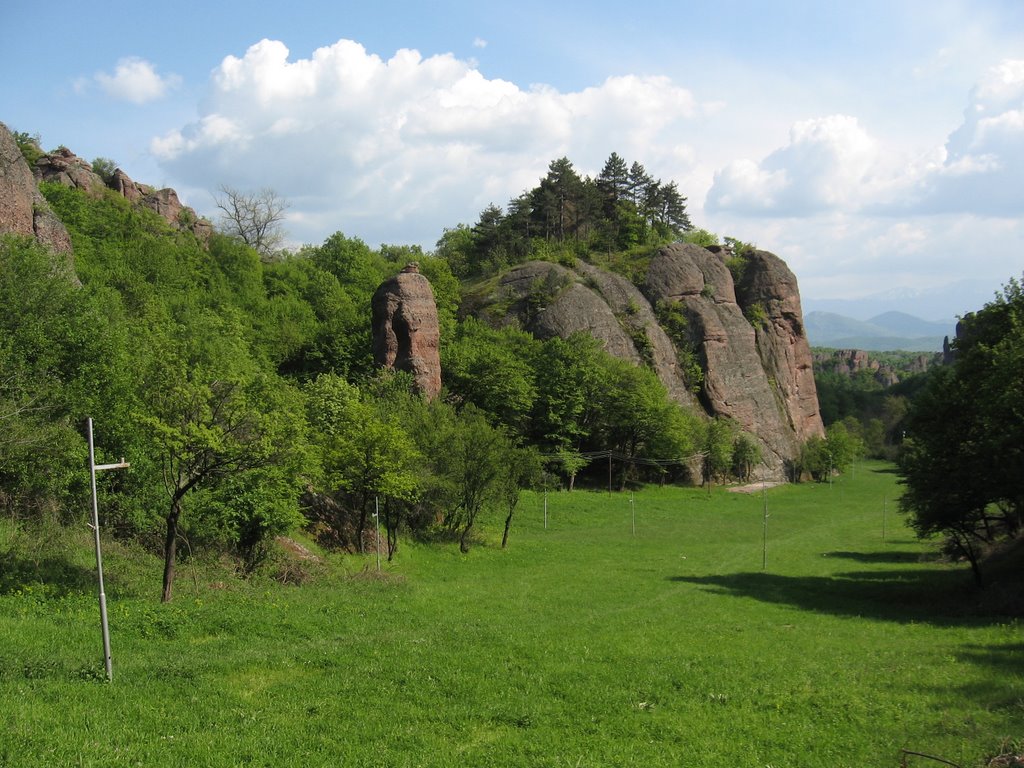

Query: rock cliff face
left=0, top=122, right=75, bottom=262
left=477, top=243, right=824, bottom=476
left=372, top=264, right=442, bottom=400
left=0, top=122, right=211, bottom=252
left=732, top=247, right=823, bottom=446
left=493, top=259, right=698, bottom=408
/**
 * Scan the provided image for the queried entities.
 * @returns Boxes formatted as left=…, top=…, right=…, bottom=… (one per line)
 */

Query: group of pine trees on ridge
left=436, top=153, right=693, bottom=280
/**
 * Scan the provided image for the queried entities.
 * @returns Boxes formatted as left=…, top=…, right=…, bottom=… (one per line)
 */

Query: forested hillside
left=811, top=348, right=939, bottom=459
left=1, top=126, right=841, bottom=599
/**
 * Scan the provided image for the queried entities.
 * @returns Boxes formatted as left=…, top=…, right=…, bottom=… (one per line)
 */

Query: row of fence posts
left=85, top=438, right=896, bottom=683
left=539, top=466, right=893, bottom=571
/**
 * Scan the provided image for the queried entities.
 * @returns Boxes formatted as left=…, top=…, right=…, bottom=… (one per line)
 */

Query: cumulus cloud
left=705, top=115, right=879, bottom=216
left=707, top=59, right=1024, bottom=219
left=86, top=57, right=181, bottom=104
left=151, top=38, right=701, bottom=246
left=908, top=58, right=1024, bottom=215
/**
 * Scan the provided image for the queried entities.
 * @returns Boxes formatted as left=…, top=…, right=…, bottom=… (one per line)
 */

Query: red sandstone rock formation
left=32, top=144, right=211, bottom=243
left=371, top=263, right=442, bottom=399
left=0, top=122, right=75, bottom=267
left=733, top=247, right=825, bottom=447
left=482, top=242, right=825, bottom=477
left=34, top=147, right=105, bottom=192
left=643, top=242, right=820, bottom=472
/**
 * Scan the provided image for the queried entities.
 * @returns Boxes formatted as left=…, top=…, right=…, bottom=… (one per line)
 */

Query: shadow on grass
left=0, top=549, right=98, bottom=598
left=668, top=566, right=994, bottom=625
left=824, top=550, right=927, bottom=564
left=925, top=643, right=1024, bottom=716
left=958, top=642, right=1024, bottom=675
left=872, top=466, right=900, bottom=475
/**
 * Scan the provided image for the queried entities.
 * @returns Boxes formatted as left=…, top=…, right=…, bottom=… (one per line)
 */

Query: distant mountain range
left=801, top=279, right=994, bottom=324
left=804, top=310, right=955, bottom=352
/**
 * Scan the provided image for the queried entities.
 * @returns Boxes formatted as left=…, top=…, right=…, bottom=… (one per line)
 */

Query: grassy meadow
left=1, top=462, right=1021, bottom=767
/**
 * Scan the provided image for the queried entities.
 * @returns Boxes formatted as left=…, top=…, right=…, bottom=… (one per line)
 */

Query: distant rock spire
left=371, top=264, right=442, bottom=399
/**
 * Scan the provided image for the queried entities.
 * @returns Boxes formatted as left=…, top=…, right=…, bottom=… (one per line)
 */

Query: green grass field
left=1, top=462, right=1021, bottom=767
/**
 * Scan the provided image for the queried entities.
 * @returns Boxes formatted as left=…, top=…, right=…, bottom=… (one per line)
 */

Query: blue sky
left=3, top=0, right=1023, bottom=319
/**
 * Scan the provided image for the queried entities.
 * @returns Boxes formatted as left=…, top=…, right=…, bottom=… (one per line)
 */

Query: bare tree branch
left=213, top=185, right=290, bottom=259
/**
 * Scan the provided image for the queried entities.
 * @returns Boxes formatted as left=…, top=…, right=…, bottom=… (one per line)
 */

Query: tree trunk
left=384, top=499, right=400, bottom=561
left=967, top=554, right=984, bottom=588
left=356, top=499, right=368, bottom=554
left=459, top=523, right=472, bottom=553
left=162, top=502, right=181, bottom=603
left=618, top=445, right=634, bottom=492
left=501, top=509, right=514, bottom=549
left=956, top=534, right=985, bottom=588
left=568, top=472, right=576, bottom=492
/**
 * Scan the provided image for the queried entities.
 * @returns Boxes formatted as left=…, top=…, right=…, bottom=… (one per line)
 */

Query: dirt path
left=728, top=481, right=783, bottom=494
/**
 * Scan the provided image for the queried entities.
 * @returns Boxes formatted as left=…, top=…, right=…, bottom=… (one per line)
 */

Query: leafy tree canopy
left=898, top=276, right=1024, bottom=584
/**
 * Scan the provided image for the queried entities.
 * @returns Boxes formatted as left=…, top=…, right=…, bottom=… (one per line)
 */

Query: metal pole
left=374, top=497, right=381, bottom=572
left=761, top=474, right=768, bottom=570
left=630, top=492, right=635, bottom=536
left=544, top=488, right=548, bottom=530
left=87, top=418, right=113, bottom=682
left=882, top=496, right=887, bottom=540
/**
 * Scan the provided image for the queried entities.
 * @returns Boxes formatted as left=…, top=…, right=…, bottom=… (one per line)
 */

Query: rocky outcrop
left=813, top=348, right=940, bottom=386
left=476, top=242, right=824, bottom=477
left=2, top=120, right=220, bottom=280
left=642, top=242, right=822, bottom=471
left=110, top=168, right=211, bottom=242
left=110, top=168, right=143, bottom=203
left=0, top=124, right=35, bottom=237
left=732, top=248, right=823, bottom=446
left=32, top=145, right=211, bottom=243
left=0, top=122, right=75, bottom=268
left=139, top=186, right=212, bottom=243
left=34, top=147, right=106, bottom=192
left=493, top=260, right=698, bottom=407
left=497, top=261, right=637, bottom=358
left=372, top=263, right=442, bottom=399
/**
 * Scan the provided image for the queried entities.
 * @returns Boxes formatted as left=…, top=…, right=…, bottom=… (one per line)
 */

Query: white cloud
left=974, top=59, right=1024, bottom=103
left=88, top=57, right=180, bottom=104
left=708, top=207, right=1021, bottom=315
left=152, top=38, right=702, bottom=247
left=707, top=60, right=1024, bottom=221
left=473, top=37, right=487, bottom=49
left=142, top=39, right=1023, bottom=316
left=705, top=115, right=879, bottom=216
left=907, top=59, right=1024, bottom=215
left=700, top=60, right=1024, bottom=312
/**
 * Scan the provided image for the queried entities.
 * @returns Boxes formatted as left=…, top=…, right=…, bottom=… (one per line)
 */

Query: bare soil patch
left=728, top=481, right=784, bottom=494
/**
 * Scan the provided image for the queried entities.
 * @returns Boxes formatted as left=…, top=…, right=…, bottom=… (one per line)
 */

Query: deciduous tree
left=305, top=374, right=421, bottom=553
left=138, top=309, right=302, bottom=601
left=899, top=276, right=1024, bottom=584
left=214, top=185, right=289, bottom=259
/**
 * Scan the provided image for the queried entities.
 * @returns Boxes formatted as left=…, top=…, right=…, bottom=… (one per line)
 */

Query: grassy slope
left=1, top=463, right=1021, bottom=767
